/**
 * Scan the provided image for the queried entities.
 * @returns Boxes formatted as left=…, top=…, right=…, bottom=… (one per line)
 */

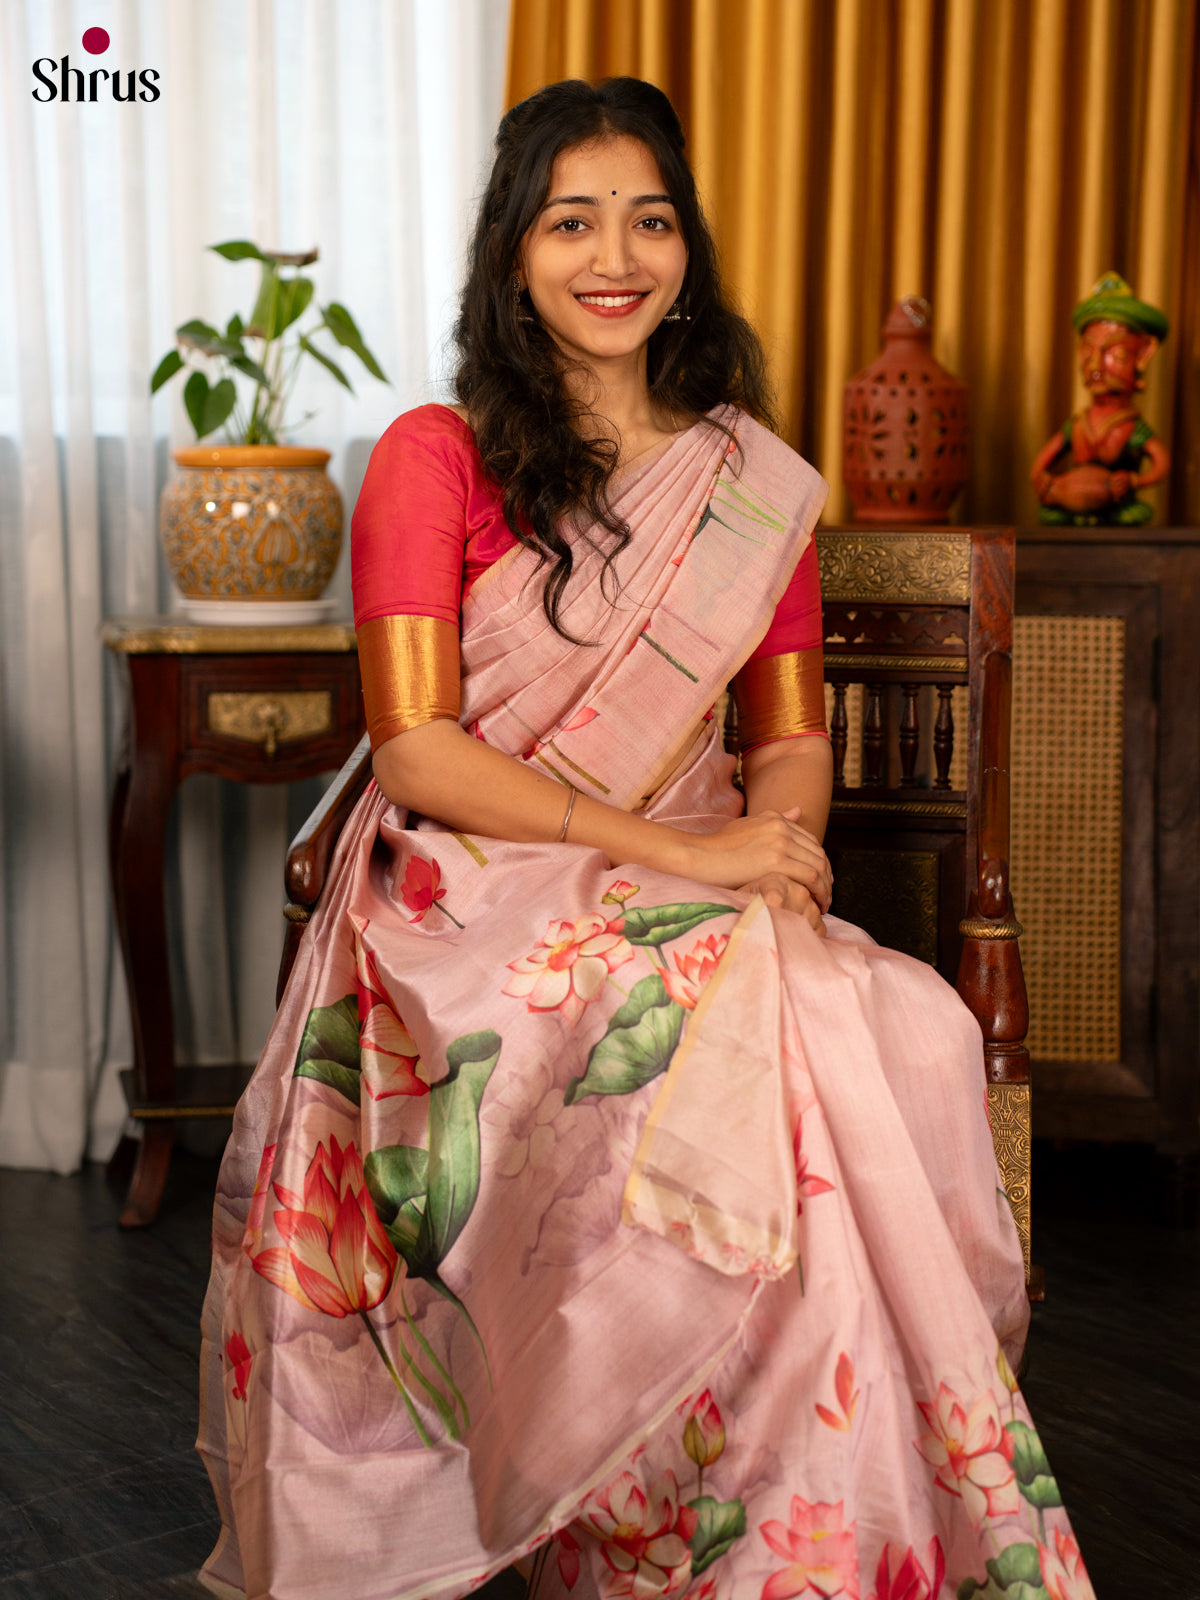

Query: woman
left=199, top=79, right=1093, bottom=1600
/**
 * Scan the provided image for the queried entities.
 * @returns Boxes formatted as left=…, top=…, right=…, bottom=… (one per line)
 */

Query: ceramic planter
left=159, top=446, right=343, bottom=600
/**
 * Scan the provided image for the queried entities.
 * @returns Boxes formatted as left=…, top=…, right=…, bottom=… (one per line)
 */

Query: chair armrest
left=284, top=731, right=374, bottom=909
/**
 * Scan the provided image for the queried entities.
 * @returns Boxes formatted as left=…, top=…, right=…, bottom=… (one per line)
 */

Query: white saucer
left=175, top=597, right=342, bottom=625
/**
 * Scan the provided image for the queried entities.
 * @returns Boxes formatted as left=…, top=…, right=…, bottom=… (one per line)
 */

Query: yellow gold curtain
left=507, top=0, right=1199, bottom=525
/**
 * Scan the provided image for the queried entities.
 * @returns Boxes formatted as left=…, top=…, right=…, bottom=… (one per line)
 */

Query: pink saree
left=198, top=411, right=1093, bottom=1600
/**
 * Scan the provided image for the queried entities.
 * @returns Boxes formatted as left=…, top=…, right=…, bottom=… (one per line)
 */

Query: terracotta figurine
left=1031, top=272, right=1170, bottom=525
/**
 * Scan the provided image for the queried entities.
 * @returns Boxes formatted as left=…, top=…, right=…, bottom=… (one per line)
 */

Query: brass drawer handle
left=207, top=691, right=332, bottom=756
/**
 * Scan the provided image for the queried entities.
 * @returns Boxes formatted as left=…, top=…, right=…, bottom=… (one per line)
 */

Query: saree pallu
left=198, top=412, right=1092, bottom=1600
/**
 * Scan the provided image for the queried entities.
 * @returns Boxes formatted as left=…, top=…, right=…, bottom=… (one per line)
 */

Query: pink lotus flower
left=816, top=1352, right=859, bottom=1432
left=251, top=1135, right=398, bottom=1318
left=602, top=879, right=640, bottom=906
left=399, top=854, right=461, bottom=926
left=1039, top=1530, right=1095, bottom=1600
left=914, top=1383, right=1020, bottom=1528
left=661, top=933, right=730, bottom=1010
left=360, top=1003, right=428, bottom=1099
left=760, top=1496, right=859, bottom=1600
left=244, top=1142, right=277, bottom=1251
left=224, top=1330, right=251, bottom=1401
left=867, top=1538, right=944, bottom=1600
left=683, top=1390, right=726, bottom=1468
left=555, top=1528, right=582, bottom=1589
left=576, top=1469, right=698, bottom=1598
left=504, top=912, right=633, bottom=1026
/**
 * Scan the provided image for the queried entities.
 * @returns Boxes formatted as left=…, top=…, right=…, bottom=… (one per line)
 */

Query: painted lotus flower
left=504, top=912, right=633, bottom=1026
left=760, top=1496, right=859, bottom=1600
left=224, top=1330, right=252, bottom=1401
left=1039, top=1529, right=1095, bottom=1600
left=683, top=1390, right=726, bottom=1469
left=576, top=1469, right=698, bottom=1598
left=245, top=1141, right=277, bottom=1251
left=661, top=932, right=729, bottom=1010
left=351, top=914, right=428, bottom=1098
left=251, top=1135, right=398, bottom=1318
left=602, top=879, right=640, bottom=906
left=914, top=1383, right=1019, bottom=1528
left=400, top=854, right=461, bottom=926
left=555, top=1528, right=582, bottom=1589
left=793, top=1113, right=835, bottom=1211
left=816, top=1352, right=859, bottom=1432
left=867, top=1538, right=944, bottom=1600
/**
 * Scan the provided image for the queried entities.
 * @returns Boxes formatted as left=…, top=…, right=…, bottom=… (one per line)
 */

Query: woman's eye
left=636, top=216, right=671, bottom=231
left=552, top=217, right=587, bottom=233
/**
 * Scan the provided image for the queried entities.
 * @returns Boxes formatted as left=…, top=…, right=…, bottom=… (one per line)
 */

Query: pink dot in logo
left=81, top=27, right=110, bottom=54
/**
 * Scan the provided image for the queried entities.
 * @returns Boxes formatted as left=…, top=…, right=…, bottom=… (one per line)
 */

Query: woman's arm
left=735, top=735, right=834, bottom=932
left=372, top=719, right=831, bottom=900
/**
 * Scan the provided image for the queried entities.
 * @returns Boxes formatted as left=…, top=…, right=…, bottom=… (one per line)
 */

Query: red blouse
left=351, top=405, right=827, bottom=751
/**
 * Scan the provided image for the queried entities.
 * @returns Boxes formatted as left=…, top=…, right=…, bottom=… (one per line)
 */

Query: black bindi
left=612, top=189, right=617, bottom=195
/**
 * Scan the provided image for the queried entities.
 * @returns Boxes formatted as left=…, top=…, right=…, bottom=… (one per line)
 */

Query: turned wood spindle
left=863, top=683, right=885, bottom=786
left=900, top=684, right=920, bottom=785
left=830, top=683, right=848, bottom=785
left=934, top=684, right=955, bottom=788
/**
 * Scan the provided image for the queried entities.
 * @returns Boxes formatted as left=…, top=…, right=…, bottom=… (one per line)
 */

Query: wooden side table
left=102, top=617, right=365, bottom=1226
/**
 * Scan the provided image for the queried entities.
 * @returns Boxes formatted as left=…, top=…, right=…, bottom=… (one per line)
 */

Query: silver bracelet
left=558, top=784, right=577, bottom=842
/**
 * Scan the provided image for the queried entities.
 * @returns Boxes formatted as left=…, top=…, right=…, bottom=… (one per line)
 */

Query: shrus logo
left=32, top=26, right=161, bottom=102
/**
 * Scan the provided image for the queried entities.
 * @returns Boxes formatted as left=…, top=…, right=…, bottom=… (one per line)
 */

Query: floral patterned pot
left=843, top=297, right=969, bottom=524
left=159, top=446, right=343, bottom=600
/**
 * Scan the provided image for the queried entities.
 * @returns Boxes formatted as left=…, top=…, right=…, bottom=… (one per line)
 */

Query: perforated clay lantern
left=843, top=296, right=969, bottom=524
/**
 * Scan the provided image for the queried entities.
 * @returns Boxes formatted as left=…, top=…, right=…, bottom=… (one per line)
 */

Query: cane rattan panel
left=1011, top=615, right=1123, bottom=1062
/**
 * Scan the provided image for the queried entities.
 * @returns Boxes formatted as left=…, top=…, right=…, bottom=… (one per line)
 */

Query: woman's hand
left=680, top=806, right=833, bottom=911
left=741, top=873, right=826, bottom=937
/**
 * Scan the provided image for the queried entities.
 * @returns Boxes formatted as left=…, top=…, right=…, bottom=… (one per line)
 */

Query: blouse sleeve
left=731, top=538, right=828, bottom=754
left=351, top=408, right=469, bottom=750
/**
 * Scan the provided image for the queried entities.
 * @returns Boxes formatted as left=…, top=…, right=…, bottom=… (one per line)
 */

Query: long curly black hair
left=454, top=76, right=776, bottom=638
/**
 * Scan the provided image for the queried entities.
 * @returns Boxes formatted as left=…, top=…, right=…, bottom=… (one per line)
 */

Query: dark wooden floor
left=0, top=1142, right=1195, bottom=1600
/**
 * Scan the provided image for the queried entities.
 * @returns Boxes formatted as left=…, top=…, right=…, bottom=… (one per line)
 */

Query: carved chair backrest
left=278, top=525, right=1036, bottom=1290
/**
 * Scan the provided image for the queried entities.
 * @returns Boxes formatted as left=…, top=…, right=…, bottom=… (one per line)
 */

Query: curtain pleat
left=506, top=0, right=1199, bottom=525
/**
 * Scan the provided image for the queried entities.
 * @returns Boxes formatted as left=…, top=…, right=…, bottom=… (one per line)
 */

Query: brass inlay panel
left=830, top=796, right=966, bottom=819
left=208, top=690, right=332, bottom=755
left=830, top=847, right=939, bottom=965
left=817, top=530, right=971, bottom=604
left=987, top=1081, right=1032, bottom=1281
left=823, top=652, right=968, bottom=674
left=102, top=617, right=357, bottom=653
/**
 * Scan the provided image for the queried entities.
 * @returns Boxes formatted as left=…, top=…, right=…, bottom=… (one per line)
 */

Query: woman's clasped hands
left=682, top=805, right=832, bottom=937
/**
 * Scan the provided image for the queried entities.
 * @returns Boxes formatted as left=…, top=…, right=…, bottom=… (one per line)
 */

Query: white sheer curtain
left=0, top=0, right=511, bottom=1172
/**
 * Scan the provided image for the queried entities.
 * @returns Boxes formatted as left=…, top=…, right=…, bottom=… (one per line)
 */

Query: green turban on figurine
left=1071, top=272, right=1169, bottom=340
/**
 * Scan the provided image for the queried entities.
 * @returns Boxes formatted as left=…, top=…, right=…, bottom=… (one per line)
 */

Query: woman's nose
left=591, top=225, right=634, bottom=278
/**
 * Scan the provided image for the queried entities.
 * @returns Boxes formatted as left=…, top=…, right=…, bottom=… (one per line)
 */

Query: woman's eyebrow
left=542, top=193, right=675, bottom=209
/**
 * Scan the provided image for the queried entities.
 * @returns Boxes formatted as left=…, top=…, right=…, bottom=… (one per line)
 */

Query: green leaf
left=323, top=300, right=389, bottom=381
left=276, top=275, right=315, bottom=333
left=226, top=312, right=244, bottom=341
left=1006, top=1421, right=1064, bottom=1508
left=384, top=1197, right=426, bottom=1265
left=957, top=1544, right=1049, bottom=1600
left=231, top=353, right=272, bottom=386
left=291, top=994, right=361, bottom=1103
left=565, top=973, right=684, bottom=1103
left=687, top=1496, right=746, bottom=1575
left=618, top=902, right=733, bottom=947
left=299, top=333, right=354, bottom=391
left=150, top=349, right=184, bottom=393
left=175, top=318, right=243, bottom=359
left=210, top=239, right=266, bottom=261
left=363, top=1144, right=429, bottom=1224
left=413, top=1030, right=502, bottom=1271
left=183, top=371, right=237, bottom=438
left=249, top=261, right=282, bottom=340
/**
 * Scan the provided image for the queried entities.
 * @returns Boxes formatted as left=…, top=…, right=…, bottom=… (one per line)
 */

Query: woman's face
left=518, top=135, right=688, bottom=379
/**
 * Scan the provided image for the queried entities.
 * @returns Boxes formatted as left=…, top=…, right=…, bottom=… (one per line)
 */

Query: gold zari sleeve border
left=357, top=614, right=461, bottom=749
left=733, top=649, right=828, bottom=752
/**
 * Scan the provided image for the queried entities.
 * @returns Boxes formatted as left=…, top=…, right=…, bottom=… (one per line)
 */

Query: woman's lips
left=574, top=292, right=651, bottom=319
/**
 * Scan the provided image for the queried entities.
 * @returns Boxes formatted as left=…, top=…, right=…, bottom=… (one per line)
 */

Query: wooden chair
left=278, top=524, right=1038, bottom=1294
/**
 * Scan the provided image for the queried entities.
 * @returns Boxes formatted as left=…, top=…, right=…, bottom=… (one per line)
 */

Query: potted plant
left=151, top=242, right=389, bottom=610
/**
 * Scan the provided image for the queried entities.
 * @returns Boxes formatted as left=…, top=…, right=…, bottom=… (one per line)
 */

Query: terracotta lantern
left=843, top=296, right=969, bottom=524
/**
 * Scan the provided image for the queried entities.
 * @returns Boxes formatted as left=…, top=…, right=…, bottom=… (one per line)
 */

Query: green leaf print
left=564, top=974, right=685, bottom=1103
left=956, top=1542, right=1048, bottom=1600
left=687, top=1495, right=747, bottom=1575
left=618, top=902, right=733, bottom=947
left=414, top=1030, right=503, bottom=1269
left=1006, top=1420, right=1064, bottom=1509
left=293, top=994, right=361, bottom=1104
left=364, top=1144, right=429, bottom=1224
